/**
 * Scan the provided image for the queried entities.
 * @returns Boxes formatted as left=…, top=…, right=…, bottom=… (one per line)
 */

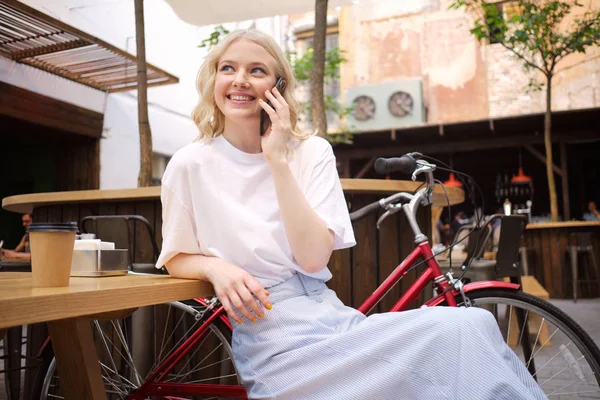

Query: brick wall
left=333, top=0, right=600, bottom=124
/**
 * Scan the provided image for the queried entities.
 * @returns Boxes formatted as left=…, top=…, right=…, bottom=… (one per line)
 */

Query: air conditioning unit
left=344, top=79, right=426, bottom=132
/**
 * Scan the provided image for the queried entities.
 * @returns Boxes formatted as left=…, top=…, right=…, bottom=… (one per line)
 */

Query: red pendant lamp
left=511, top=148, right=532, bottom=184
left=443, top=154, right=463, bottom=187
left=444, top=172, right=463, bottom=187
left=511, top=167, right=532, bottom=184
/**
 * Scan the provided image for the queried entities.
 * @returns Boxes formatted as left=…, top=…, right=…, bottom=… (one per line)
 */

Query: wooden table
left=0, top=272, right=213, bottom=399
left=2, top=181, right=463, bottom=312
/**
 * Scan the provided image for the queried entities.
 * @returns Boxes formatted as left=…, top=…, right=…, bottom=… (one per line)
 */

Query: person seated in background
left=583, top=201, right=600, bottom=221
left=450, top=211, right=469, bottom=239
left=0, top=213, right=32, bottom=261
left=434, top=218, right=451, bottom=246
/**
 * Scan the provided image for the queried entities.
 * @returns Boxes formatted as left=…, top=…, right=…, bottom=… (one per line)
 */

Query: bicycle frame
left=128, top=238, right=520, bottom=399
left=358, top=239, right=520, bottom=314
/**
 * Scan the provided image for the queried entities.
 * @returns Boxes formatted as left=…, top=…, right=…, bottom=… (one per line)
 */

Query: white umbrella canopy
left=164, top=0, right=355, bottom=26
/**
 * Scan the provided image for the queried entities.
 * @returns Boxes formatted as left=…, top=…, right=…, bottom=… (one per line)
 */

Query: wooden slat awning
left=0, top=0, right=178, bottom=92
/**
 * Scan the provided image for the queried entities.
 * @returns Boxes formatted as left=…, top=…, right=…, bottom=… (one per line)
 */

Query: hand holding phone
left=260, top=76, right=287, bottom=136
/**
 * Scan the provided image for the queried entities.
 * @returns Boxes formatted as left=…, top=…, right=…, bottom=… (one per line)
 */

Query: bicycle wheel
left=32, top=300, right=243, bottom=400
left=449, top=288, right=600, bottom=398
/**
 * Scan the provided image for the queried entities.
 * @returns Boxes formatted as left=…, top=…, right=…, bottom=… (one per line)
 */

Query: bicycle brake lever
left=411, top=164, right=432, bottom=181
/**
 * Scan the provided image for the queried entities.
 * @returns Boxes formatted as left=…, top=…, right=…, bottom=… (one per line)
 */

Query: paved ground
left=2, top=298, right=599, bottom=399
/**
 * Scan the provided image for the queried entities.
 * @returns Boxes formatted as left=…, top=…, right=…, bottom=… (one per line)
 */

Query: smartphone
left=260, top=76, right=287, bottom=136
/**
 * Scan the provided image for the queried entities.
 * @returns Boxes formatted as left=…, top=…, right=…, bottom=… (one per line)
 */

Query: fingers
left=218, top=295, right=243, bottom=324
left=246, top=278, right=272, bottom=311
left=217, top=283, right=272, bottom=324
left=264, top=88, right=289, bottom=116
left=271, top=86, right=286, bottom=104
left=258, top=98, right=277, bottom=120
left=229, top=290, right=258, bottom=322
left=264, top=89, right=282, bottom=110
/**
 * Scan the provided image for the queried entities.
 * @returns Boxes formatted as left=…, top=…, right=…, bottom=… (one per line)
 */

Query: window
left=488, top=0, right=520, bottom=44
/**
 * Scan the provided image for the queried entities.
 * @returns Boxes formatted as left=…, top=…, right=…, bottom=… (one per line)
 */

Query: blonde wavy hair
left=192, top=29, right=310, bottom=141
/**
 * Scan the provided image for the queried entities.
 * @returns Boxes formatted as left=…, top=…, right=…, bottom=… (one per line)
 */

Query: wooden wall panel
left=0, top=82, right=103, bottom=139
left=350, top=195, right=379, bottom=310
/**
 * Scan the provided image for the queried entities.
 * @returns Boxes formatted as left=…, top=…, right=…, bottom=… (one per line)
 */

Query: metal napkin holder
left=70, top=249, right=129, bottom=277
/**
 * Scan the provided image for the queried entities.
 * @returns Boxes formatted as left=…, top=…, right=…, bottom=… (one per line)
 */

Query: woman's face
left=214, top=39, right=279, bottom=125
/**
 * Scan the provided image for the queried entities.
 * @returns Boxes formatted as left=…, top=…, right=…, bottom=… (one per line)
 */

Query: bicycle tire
left=31, top=300, right=241, bottom=400
left=446, top=288, right=600, bottom=398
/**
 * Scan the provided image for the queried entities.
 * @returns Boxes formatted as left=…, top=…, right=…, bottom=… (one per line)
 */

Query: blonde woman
left=156, top=30, right=545, bottom=400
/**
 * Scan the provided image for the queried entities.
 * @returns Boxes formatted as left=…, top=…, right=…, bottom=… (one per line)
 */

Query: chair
left=564, top=232, right=599, bottom=302
left=494, top=215, right=528, bottom=280
left=446, top=216, right=526, bottom=283
left=80, top=215, right=165, bottom=274
left=443, top=223, right=495, bottom=282
left=452, top=223, right=493, bottom=261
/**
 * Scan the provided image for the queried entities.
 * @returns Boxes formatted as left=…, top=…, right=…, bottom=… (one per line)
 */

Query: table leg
left=46, top=318, right=106, bottom=400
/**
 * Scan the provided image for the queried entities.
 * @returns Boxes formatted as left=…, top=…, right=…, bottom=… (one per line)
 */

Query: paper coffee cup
left=28, top=222, right=78, bottom=288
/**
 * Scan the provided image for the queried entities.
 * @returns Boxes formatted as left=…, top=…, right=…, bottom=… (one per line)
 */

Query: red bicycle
left=33, top=153, right=600, bottom=399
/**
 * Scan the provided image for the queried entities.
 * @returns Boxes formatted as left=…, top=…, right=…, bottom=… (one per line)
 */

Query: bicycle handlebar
left=349, top=153, right=437, bottom=232
left=374, top=152, right=422, bottom=175
left=349, top=200, right=382, bottom=222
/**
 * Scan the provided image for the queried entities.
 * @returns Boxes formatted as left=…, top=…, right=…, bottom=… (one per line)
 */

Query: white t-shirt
left=156, top=134, right=356, bottom=288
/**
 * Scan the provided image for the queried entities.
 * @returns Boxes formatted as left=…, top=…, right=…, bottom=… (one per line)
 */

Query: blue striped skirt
left=231, top=273, right=547, bottom=400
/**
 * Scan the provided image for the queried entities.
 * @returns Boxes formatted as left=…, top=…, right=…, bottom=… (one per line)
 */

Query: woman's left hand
left=259, top=87, right=290, bottom=164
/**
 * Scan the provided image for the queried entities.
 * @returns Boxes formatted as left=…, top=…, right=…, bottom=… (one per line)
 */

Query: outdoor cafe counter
left=2, top=179, right=463, bottom=309
left=523, top=221, right=600, bottom=299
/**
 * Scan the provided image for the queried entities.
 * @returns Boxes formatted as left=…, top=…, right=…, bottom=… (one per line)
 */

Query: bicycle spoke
left=516, top=309, right=529, bottom=348
left=94, top=320, right=127, bottom=389
left=165, top=353, right=233, bottom=383
left=100, top=371, right=127, bottom=397
left=528, top=317, right=545, bottom=362
left=186, top=372, right=239, bottom=384
left=100, top=362, right=139, bottom=389
left=111, top=320, right=143, bottom=386
left=171, top=327, right=218, bottom=378
left=531, top=327, right=560, bottom=358
left=95, top=325, right=140, bottom=384
left=547, top=372, right=599, bottom=396
left=153, top=310, right=203, bottom=374
left=506, top=305, right=513, bottom=344
left=531, top=342, right=576, bottom=378
left=539, top=354, right=586, bottom=386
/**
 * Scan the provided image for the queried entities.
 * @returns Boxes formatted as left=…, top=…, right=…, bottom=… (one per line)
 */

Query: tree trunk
left=544, top=74, right=559, bottom=221
left=310, top=0, right=328, bottom=138
left=135, top=0, right=153, bottom=187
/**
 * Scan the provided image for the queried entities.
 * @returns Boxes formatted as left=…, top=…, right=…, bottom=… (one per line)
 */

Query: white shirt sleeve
left=304, top=141, right=356, bottom=250
left=155, top=183, right=203, bottom=269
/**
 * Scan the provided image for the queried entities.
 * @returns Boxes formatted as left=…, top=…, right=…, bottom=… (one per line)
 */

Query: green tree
left=286, top=47, right=353, bottom=144
left=451, top=0, right=600, bottom=221
left=198, top=25, right=230, bottom=51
